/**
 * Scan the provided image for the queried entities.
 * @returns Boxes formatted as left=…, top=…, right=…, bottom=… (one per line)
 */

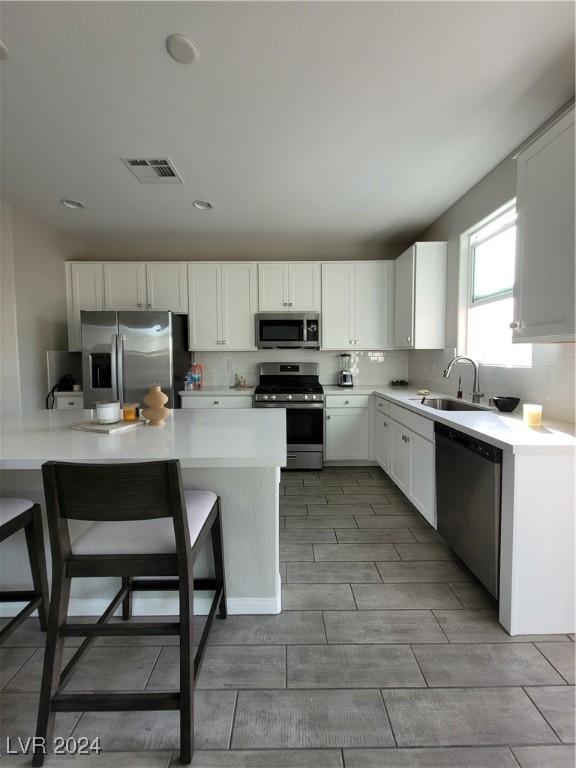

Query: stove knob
left=262, top=395, right=269, bottom=401
left=287, top=394, right=293, bottom=400
left=303, top=394, right=309, bottom=400
left=271, top=395, right=277, bottom=400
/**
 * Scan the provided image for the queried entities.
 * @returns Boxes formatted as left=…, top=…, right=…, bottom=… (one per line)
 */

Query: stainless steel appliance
left=255, top=313, right=320, bottom=349
left=254, top=362, right=324, bottom=469
left=337, top=353, right=354, bottom=387
left=435, top=422, right=502, bottom=597
left=81, top=311, right=189, bottom=409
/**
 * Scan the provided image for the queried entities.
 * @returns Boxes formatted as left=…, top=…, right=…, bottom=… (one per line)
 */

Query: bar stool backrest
left=41, top=460, right=191, bottom=563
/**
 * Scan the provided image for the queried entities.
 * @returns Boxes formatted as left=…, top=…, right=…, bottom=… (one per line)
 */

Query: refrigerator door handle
left=116, top=333, right=126, bottom=407
left=110, top=333, right=119, bottom=402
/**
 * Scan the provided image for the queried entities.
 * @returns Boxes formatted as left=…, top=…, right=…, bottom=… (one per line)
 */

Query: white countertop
left=180, top=387, right=255, bottom=396
left=371, top=387, right=576, bottom=453
left=0, top=409, right=286, bottom=470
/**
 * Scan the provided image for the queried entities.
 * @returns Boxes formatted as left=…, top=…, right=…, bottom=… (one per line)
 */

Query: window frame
left=469, top=216, right=516, bottom=307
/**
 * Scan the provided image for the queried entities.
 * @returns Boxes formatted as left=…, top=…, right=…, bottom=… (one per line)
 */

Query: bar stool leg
left=33, top=573, right=71, bottom=767
left=179, top=566, right=195, bottom=765
left=121, top=577, right=133, bottom=620
left=211, top=503, right=227, bottom=619
left=24, top=505, right=49, bottom=632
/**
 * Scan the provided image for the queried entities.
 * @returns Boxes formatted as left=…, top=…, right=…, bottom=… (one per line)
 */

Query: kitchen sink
left=410, top=397, right=488, bottom=412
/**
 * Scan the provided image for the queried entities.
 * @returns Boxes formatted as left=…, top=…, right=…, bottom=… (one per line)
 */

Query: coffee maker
left=337, top=353, right=354, bottom=388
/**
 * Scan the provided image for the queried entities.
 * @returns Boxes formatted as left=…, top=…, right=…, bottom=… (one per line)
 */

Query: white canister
left=95, top=401, right=121, bottom=424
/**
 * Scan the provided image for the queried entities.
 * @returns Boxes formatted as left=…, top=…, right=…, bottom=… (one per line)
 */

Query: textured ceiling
left=0, top=1, right=574, bottom=241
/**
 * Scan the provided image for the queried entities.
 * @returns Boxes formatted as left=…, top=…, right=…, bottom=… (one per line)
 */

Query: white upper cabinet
left=66, top=262, right=104, bottom=351
left=103, top=263, right=146, bottom=310
left=394, top=242, right=447, bottom=349
left=513, top=108, right=575, bottom=343
left=145, top=263, right=187, bottom=312
left=188, top=262, right=257, bottom=351
left=321, top=261, right=393, bottom=349
left=258, top=262, right=320, bottom=311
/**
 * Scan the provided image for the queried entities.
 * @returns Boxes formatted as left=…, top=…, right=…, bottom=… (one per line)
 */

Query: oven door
left=286, top=407, right=324, bottom=451
left=256, top=313, right=314, bottom=348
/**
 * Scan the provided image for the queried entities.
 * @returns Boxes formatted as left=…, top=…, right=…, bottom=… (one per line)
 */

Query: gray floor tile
left=304, top=475, right=362, bottom=486
left=326, top=494, right=389, bottom=505
left=4, top=647, right=76, bottom=692
left=72, top=690, right=236, bottom=750
left=343, top=746, right=518, bottom=767
left=0, top=618, right=82, bottom=648
left=449, top=582, right=497, bottom=609
left=280, top=475, right=308, bottom=486
left=371, top=503, right=420, bottom=516
left=512, top=745, right=576, bottom=768
left=335, top=529, right=414, bottom=543
left=287, top=644, right=425, bottom=688
left=280, top=561, right=287, bottom=582
left=340, top=487, right=396, bottom=496
left=287, top=562, right=382, bottom=584
left=95, top=615, right=202, bottom=647
left=65, top=646, right=161, bottom=691
left=278, top=502, right=309, bottom=516
left=0, top=647, right=36, bottom=689
left=356, top=514, right=430, bottom=529
left=185, top=750, right=343, bottom=767
left=525, top=686, right=576, bottom=743
left=434, top=609, right=571, bottom=643
left=147, top=645, right=286, bottom=689
left=352, top=583, right=463, bottom=610
left=384, top=687, right=559, bottom=746
left=286, top=487, right=340, bottom=497
left=409, top=528, right=445, bottom=542
left=308, top=504, right=374, bottom=516
left=3, top=753, right=173, bottom=767
left=279, top=515, right=286, bottom=530
left=314, top=543, right=399, bottom=562
left=281, top=584, right=356, bottom=610
left=286, top=515, right=358, bottom=529
left=0, top=692, right=81, bottom=744
left=209, top=611, right=326, bottom=644
left=535, top=642, right=576, bottom=684
left=376, top=561, right=474, bottom=583
left=355, top=478, right=397, bottom=487
left=324, top=610, right=447, bottom=644
left=280, top=543, right=314, bottom=561
left=231, top=689, right=394, bottom=748
left=280, top=496, right=327, bottom=508
left=412, top=643, right=566, bottom=686
left=395, top=543, right=456, bottom=561
left=281, top=530, right=337, bottom=544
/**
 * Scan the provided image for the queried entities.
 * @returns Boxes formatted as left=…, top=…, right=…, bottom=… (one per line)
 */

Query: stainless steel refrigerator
left=81, top=311, right=189, bottom=409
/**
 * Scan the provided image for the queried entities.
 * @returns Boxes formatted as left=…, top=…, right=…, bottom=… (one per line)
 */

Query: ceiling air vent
left=121, top=157, right=183, bottom=184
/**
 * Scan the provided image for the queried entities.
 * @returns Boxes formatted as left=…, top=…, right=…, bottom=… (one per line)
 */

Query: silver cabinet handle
left=213, top=401, right=220, bottom=405
left=349, top=340, right=353, bottom=345
left=406, top=335, right=411, bottom=342
left=355, top=339, right=359, bottom=344
left=509, top=321, right=519, bottom=329
left=147, top=303, right=152, bottom=308
left=137, top=302, right=143, bottom=307
left=289, top=302, right=293, bottom=306
left=326, top=414, right=331, bottom=420
left=383, top=421, right=388, bottom=427
left=222, top=340, right=228, bottom=344
left=344, top=400, right=350, bottom=404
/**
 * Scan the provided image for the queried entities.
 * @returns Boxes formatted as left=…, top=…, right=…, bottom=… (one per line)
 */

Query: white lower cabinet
left=390, top=420, right=411, bottom=495
left=375, top=412, right=392, bottom=473
left=409, top=431, right=436, bottom=526
left=181, top=395, right=252, bottom=409
left=325, top=402, right=370, bottom=461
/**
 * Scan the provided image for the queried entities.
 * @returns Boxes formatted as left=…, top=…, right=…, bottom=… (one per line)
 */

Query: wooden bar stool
left=34, top=460, right=227, bottom=767
left=0, top=499, right=49, bottom=644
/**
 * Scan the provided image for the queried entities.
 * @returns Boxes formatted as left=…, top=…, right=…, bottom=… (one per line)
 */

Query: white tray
left=72, top=420, right=145, bottom=434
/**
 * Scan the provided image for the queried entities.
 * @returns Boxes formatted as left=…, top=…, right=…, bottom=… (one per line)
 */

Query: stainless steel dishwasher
left=435, top=422, right=502, bottom=598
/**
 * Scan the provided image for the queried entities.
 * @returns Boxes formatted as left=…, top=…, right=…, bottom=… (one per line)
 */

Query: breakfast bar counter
left=0, top=409, right=286, bottom=616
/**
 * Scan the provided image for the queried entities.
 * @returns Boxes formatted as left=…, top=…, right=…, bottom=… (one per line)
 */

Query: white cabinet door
left=289, top=263, right=321, bottom=311
left=409, top=432, right=436, bottom=526
left=321, top=263, right=354, bottom=349
left=354, top=261, right=393, bottom=349
left=375, top=412, right=391, bottom=472
left=258, top=263, right=289, bottom=310
left=146, top=263, right=187, bottom=312
left=66, top=263, right=104, bottom=350
left=394, top=246, right=415, bottom=348
left=187, top=263, right=222, bottom=350
left=514, top=109, right=575, bottom=342
left=221, top=263, right=257, bottom=350
left=325, top=408, right=370, bottom=461
left=103, top=263, right=146, bottom=310
left=390, top=420, right=410, bottom=494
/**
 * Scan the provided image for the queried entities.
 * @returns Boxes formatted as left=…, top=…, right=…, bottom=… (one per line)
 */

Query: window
left=466, top=203, right=532, bottom=367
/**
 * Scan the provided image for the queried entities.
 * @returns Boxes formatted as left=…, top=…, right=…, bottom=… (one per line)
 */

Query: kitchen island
left=0, top=408, right=286, bottom=616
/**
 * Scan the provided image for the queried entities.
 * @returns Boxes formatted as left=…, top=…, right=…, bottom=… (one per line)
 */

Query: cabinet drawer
left=181, top=396, right=252, bottom=409
left=376, top=397, right=391, bottom=416
left=326, top=394, right=371, bottom=409
left=390, top=403, right=434, bottom=441
left=55, top=395, right=84, bottom=410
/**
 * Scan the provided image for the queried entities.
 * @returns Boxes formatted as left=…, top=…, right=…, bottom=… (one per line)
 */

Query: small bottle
left=184, top=371, right=194, bottom=391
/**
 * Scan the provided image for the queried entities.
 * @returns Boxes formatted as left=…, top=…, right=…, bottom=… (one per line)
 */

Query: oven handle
left=253, top=402, right=324, bottom=409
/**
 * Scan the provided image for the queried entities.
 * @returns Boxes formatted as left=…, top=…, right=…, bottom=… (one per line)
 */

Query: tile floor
left=0, top=466, right=574, bottom=767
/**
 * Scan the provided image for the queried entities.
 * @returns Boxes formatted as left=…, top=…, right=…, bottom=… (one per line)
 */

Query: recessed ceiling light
left=193, top=200, right=213, bottom=211
left=60, top=198, right=85, bottom=210
left=166, top=33, right=197, bottom=64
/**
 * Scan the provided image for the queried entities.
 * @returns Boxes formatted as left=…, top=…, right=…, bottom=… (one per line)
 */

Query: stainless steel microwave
left=255, top=313, right=320, bottom=349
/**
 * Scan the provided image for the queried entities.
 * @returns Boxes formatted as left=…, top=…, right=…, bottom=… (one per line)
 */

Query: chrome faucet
left=443, top=356, right=484, bottom=404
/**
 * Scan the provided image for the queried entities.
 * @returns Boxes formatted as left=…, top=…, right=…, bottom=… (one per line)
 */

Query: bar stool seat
left=0, top=498, right=49, bottom=644
left=0, top=497, right=36, bottom=524
left=72, top=490, right=217, bottom=555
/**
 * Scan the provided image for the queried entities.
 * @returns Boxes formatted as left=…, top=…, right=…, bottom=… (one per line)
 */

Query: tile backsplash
left=409, top=345, right=575, bottom=423
left=193, top=349, right=409, bottom=388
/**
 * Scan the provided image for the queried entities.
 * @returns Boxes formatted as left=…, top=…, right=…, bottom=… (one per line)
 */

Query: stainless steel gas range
left=253, top=362, right=324, bottom=470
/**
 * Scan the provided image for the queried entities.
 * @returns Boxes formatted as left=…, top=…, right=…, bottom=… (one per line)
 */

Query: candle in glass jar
left=523, top=404, right=542, bottom=427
